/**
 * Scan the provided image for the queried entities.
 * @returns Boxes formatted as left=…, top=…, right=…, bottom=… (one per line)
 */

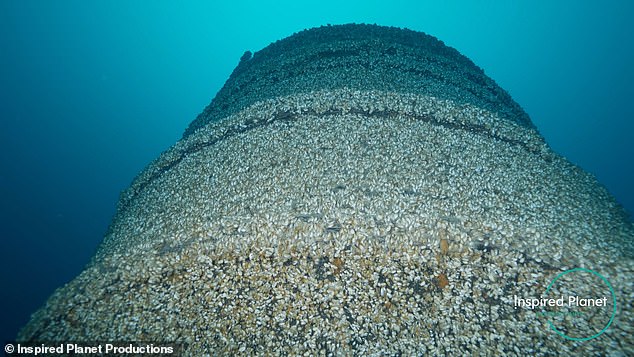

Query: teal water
left=1, top=0, right=632, bottom=344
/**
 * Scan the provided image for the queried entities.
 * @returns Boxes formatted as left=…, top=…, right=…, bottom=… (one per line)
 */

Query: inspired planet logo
left=514, top=294, right=609, bottom=310
left=512, top=268, right=617, bottom=341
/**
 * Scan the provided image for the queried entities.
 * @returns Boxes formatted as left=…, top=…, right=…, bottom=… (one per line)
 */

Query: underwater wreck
left=19, top=24, right=633, bottom=355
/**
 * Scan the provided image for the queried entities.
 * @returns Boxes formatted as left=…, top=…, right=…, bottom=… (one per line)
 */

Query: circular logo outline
left=544, top=267, right=617, bottom=341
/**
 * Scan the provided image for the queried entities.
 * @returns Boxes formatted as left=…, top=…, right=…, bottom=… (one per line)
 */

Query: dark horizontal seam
left=225, top=61, right=498, bottom=113
left=185, top=56, right=525, bottom=138
left=121, top=106, right=539, bottom=213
